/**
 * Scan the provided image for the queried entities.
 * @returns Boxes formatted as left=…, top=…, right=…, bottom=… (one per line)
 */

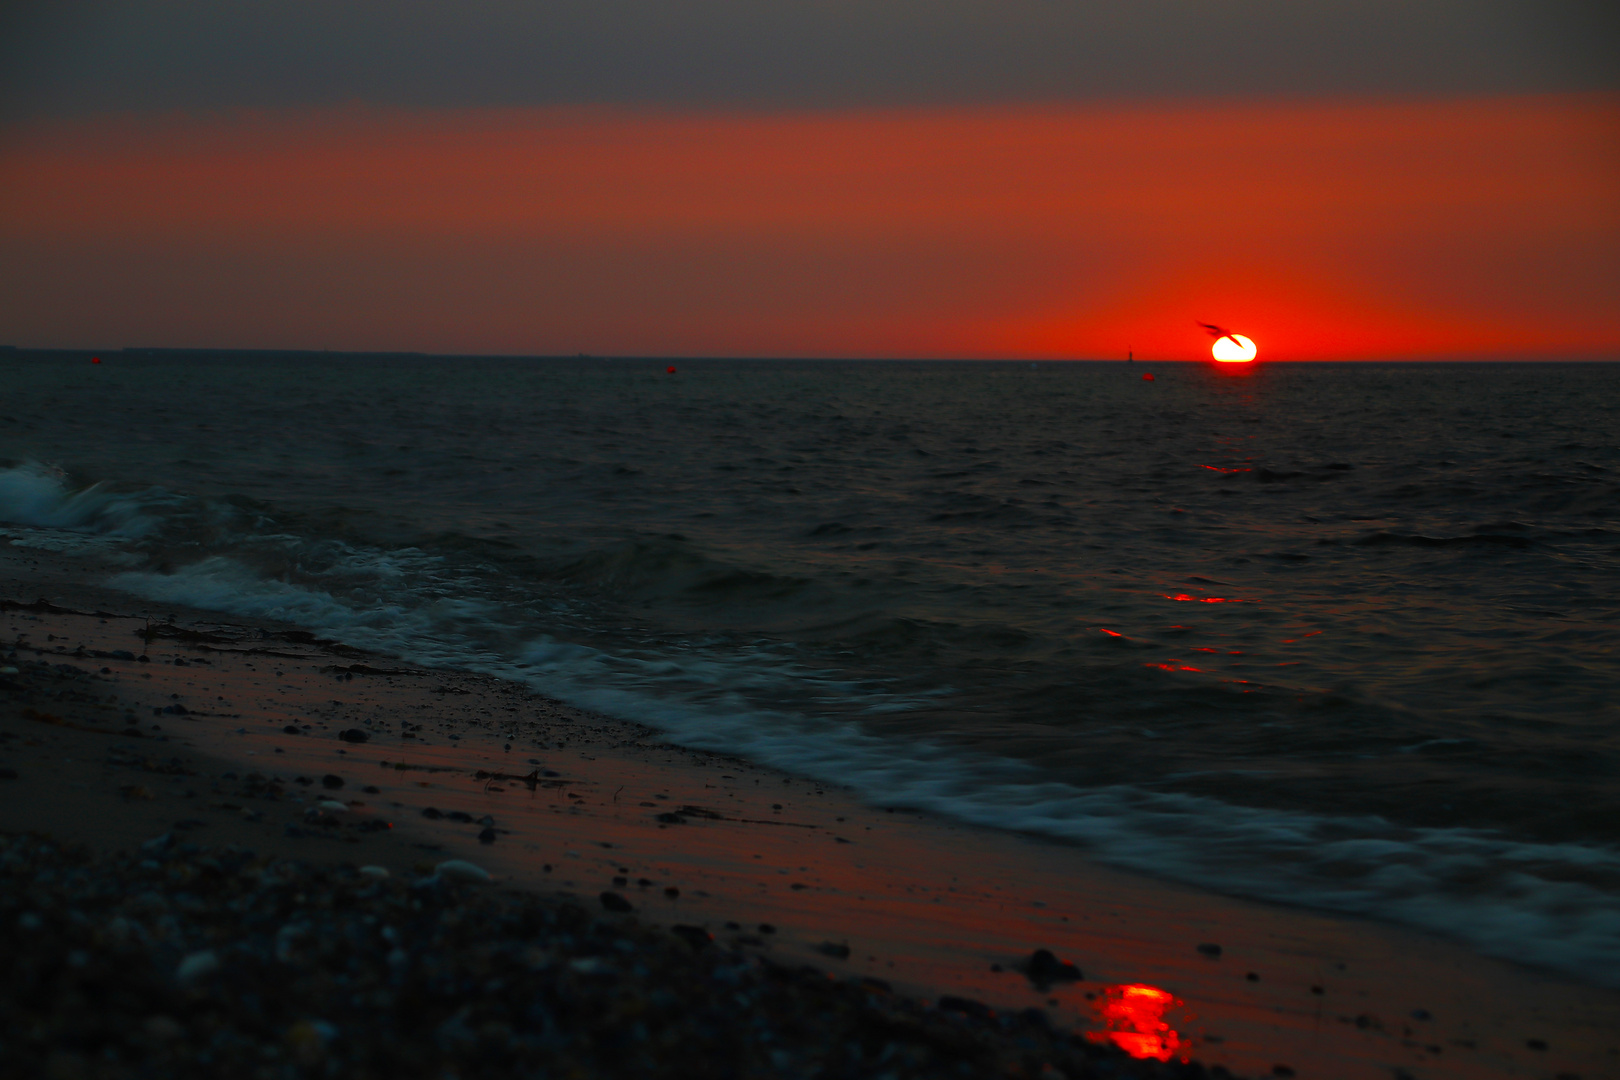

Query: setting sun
left=1211, top=334, right=1258, bottom=362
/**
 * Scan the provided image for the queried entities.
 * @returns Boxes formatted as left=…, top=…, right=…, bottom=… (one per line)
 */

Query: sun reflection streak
left=1087, top=983, right=1185, bottom=1062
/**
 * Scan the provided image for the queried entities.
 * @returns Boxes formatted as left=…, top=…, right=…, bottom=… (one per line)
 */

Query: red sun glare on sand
left=1087, top=983, right=1185, bottom=1061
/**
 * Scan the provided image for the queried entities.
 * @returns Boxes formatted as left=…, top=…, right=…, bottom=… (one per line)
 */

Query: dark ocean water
left=3, top=354, right=1618, bottom=983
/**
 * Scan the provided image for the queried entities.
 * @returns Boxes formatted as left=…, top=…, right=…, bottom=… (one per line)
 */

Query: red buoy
left=1143, top=373, right=1155, bottom=381
left=667, top=366, right=677, bottom=374
left=92, top=356, right=101, bottom=364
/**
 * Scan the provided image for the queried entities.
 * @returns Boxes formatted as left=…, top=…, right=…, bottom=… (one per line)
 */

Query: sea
left=3, top=353, right=1617, bottom=985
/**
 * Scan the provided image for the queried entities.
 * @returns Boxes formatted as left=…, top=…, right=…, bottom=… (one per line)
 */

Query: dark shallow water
left=3, top=354, right=1618, bottom=982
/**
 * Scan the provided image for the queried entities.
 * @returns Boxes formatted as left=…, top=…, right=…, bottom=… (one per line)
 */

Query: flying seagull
left=1197, top=321, right=1240, bottom=343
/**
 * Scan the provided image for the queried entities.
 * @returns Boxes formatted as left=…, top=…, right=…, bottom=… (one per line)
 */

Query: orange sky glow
left=1, top=94, right=1615, bottom=359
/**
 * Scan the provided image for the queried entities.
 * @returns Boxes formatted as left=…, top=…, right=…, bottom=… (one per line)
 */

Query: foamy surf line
left=101, top=553, right=1620, bottom=990
left=4, top=460, right=1618, bottom=988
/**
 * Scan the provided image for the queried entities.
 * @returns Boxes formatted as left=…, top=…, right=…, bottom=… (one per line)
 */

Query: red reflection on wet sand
left=1087, top=983, right=1184, bottom=1061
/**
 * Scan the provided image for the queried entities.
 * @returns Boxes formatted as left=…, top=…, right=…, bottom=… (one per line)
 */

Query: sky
left=1, top=2, right=1616, bottom=360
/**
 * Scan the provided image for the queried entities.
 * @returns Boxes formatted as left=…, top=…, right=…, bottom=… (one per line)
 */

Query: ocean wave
left=105, top=554, right=1620, bottom=990
left=0, top=461, right=169, bottom=538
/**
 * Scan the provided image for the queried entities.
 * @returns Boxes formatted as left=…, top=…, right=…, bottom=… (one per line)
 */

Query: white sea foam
left=0, top=462, right=167, bottom=538
left=107, top=553, right=1620, bottom=988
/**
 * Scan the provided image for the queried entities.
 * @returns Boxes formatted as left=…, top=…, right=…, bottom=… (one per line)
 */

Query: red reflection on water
left=1096, top=628, right=1123, bottom=637
left=1163, top=593, right=1250, bottom=604
left=1147, top=662, right=1203, bottom=673
left=1087, top=983, right=1184, bottom=1062
left=1198, top=464, right=1251, bottom=473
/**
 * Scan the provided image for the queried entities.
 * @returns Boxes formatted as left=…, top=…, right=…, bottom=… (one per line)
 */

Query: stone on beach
left=175, top=949, right=220, bottom=984
left=433, top=859, right=492, bottom=883
left=1025, top=948, right=1082, bottom=985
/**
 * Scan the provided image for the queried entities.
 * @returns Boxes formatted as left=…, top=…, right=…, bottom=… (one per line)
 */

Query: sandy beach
left=4, top=544, right=1618, bottom=1080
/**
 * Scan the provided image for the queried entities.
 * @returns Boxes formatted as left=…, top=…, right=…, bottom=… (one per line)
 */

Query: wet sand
left=4, top=545, right=1618, bottom=1080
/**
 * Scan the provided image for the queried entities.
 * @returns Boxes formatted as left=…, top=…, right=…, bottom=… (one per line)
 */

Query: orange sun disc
left=1211, top=335, right=1257, bottom=362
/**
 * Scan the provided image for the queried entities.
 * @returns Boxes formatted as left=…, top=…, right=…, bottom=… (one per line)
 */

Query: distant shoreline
left=4, top=348, right=1618, bottom=364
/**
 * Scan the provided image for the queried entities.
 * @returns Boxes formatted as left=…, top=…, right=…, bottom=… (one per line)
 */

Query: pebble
left=1025, top=949, right=1082, bottom=984
left=433, top=859, right=492, bottom=884
left=143, top=1015, right=185, bottom=1040
left=358, top=865, right=390, bottom=879
left=175, top=949, right=220, bottom=984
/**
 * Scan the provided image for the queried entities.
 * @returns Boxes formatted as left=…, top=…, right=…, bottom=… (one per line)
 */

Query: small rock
left=175, top=949, right=220, bottom=984
left=357, top=865, right=390, bottom=879
left=599, top=891, right=633, bottom=913
left=0, top=768, right=17, bottom=781
left=434, top=859, right=492, bottom=883
left=478, top=827, right=497, bottom=844
left=321, top=774, right=344, bottom=789
left=816, top=942, right=852, bottom=960
left=1410, top=1009, right=1432, bottom=1021
left=938, top=995, right=993, bottom=1020
left=1026, top=949, right=1082, bottom=984
left=421, top=807, right=444, bottom=819
left=282, top=725, right=301, bottom=735
left=143, top=1015, right=184, bottom=1040
left=1272, top=1066, right=1295, bottom=1078
left=670, top=925, right=713, bottom=951
left=338, top=728, right=368, bottom=743
left=317, top=800, right=347, bottom=812
left=140, top=832, right=175, bottom=855
left=1196, top=942, right=1223, bottom=957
